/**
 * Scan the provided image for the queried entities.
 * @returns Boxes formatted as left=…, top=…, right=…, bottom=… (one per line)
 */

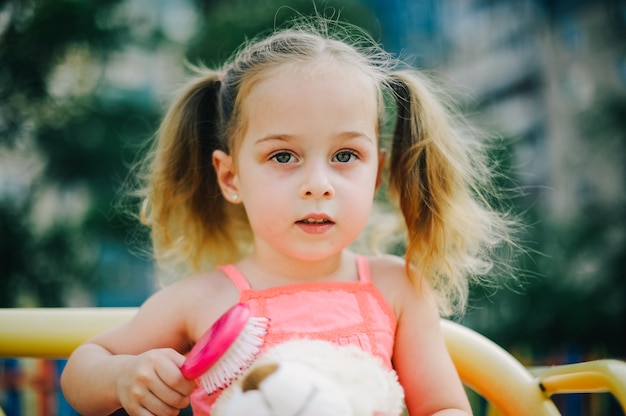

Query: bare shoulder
left=158, top=268, right=241, bottom=310
left=91, top=269, right=240, bottom=355
left=366, top=254, right=413, bottom=316
left=366, top=254, right=439, bottom=318
left=144, top=268, right=242, bottom=335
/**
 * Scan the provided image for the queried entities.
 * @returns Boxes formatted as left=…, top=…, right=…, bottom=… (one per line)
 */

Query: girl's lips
left=296, top=215, right=334, bottom=234
left=296, top=221, right=334, bottom=234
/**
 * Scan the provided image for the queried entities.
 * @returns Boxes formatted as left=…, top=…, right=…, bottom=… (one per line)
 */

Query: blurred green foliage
left=0, top=0, right=380, bottom=305
left=467, top=92, right=626, bottom=357
left=0, top=0, right=148, bottom=306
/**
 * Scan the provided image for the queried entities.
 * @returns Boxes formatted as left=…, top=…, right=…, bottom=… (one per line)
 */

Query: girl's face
left=215, top=62, right=383, bottom=264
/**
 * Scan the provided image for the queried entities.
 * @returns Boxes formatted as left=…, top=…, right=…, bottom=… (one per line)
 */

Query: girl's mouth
left=299, top=218, right=332, bottom=224
left=296, top=216, right=334, bottom=234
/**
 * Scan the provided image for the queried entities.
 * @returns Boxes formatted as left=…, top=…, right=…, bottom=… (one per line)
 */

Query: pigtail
left=141, top=69, right=249, bottom=278
left=387, top=70, right=511, bottom=316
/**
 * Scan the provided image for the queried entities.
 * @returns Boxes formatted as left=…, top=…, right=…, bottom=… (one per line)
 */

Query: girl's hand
left=116, top=348, right=197, bottom=416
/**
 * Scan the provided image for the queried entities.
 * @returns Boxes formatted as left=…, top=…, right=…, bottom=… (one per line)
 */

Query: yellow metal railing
left=1, top=308, right=625, bottom=416
left=0, top=307, right=136, bottom=358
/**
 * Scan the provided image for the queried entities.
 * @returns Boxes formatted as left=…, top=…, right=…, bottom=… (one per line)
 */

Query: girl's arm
left=61, top=342, right=194, bottom=415
left=61, top=272, right=239, bottom=415
left=394, top=287, right=472, bottom=415
left=371, top=256, right=472, bottom=416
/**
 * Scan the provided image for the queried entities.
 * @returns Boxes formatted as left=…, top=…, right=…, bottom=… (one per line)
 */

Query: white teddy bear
left=212, top=339, right=405, bottom=416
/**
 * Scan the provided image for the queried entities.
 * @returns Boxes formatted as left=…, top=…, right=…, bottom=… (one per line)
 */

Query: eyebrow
left=254, top=131, right=375, bottom=145
left=254, top=134, right=290, bottom=145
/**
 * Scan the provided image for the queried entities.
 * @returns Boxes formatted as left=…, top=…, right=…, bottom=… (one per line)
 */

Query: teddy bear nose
left=242, top=363, right=280, bottom=392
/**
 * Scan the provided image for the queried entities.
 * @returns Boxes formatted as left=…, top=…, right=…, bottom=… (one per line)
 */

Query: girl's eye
left=271, top=151, right=294, bottom=163
left=333, top=150, right=357, bottom=163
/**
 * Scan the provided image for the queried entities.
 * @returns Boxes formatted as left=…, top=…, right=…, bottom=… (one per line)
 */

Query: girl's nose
left=300, top=162, right=335, bottom=199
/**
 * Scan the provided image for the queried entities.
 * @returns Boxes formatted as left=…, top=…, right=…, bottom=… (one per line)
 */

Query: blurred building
left=367, top=0, right=626, bottom=223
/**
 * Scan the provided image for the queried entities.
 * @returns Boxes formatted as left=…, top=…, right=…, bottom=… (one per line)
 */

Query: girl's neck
left=236, top=250, right=357, bottom=289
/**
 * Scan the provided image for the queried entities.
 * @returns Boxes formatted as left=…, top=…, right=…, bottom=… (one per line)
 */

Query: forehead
left=239, top=61, right=378, bottom=138
left=237, top=53, right=379, bottom=102
left=247, top=59, right=377, bottom=110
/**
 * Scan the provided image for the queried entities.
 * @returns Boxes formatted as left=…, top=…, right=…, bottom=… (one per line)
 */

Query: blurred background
left=0, top=0, right=624, bottom=414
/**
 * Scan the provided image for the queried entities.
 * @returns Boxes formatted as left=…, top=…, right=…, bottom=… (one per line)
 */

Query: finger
left=121, top=400, right=157, bottom=416
left=157, top=350, right=198, bottom=396
left=140, top=391, right=180, bottom=416
left=122, top=387, right=172, bottom=416
left=161, top=347, right=187, bottom=367
left=149, top=377, right=191, bottom=410
left=120, top=372, right=179, bottom=416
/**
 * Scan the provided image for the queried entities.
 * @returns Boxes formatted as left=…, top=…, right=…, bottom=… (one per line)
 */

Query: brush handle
left=180, top=303, right=251, bottom=380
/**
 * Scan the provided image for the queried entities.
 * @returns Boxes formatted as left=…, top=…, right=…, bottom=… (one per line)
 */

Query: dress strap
left=218, top=264, right=251, bottom=291
left=355, top=255, right=371, bottom=283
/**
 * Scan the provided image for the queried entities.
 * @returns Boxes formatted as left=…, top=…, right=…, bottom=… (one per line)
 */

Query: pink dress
left=189, top=255, right=397, bottom=415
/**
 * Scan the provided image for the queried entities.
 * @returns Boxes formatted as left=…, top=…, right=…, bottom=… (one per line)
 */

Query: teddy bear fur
left=212, top=339, right=405, bottom=416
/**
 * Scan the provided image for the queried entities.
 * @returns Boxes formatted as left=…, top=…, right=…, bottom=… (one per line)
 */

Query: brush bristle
left=199, top=316, right=269, bottom=394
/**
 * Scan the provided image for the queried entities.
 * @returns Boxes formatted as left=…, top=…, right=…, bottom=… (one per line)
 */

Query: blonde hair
left=136, top=19, right=515, bottom=316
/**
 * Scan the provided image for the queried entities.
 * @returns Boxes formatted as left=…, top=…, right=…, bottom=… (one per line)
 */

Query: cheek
left=346, top=165, right=379, bottom=197
left=239, top=183, right=288, bottom=229
left=341, top=175, right=377, bottom=215
left=349, top=189, right=376, bottom=217
left=239, top=172, right=283, bottom=203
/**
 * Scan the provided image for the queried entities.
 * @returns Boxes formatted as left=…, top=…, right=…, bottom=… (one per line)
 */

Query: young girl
left=61, top=19, right=513, bottom=416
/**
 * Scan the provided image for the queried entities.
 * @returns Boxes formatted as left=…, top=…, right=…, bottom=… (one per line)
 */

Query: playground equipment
left=0, top=307, right=625, bottom=415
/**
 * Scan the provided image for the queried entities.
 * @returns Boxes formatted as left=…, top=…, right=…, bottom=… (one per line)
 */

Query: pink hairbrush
left=180, top=303, right=269, bottom=394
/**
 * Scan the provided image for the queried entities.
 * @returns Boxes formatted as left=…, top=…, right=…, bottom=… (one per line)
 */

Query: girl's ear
left=375, top=149, right=386, bottom=190
left=212, top=150, right=240, bottom=203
